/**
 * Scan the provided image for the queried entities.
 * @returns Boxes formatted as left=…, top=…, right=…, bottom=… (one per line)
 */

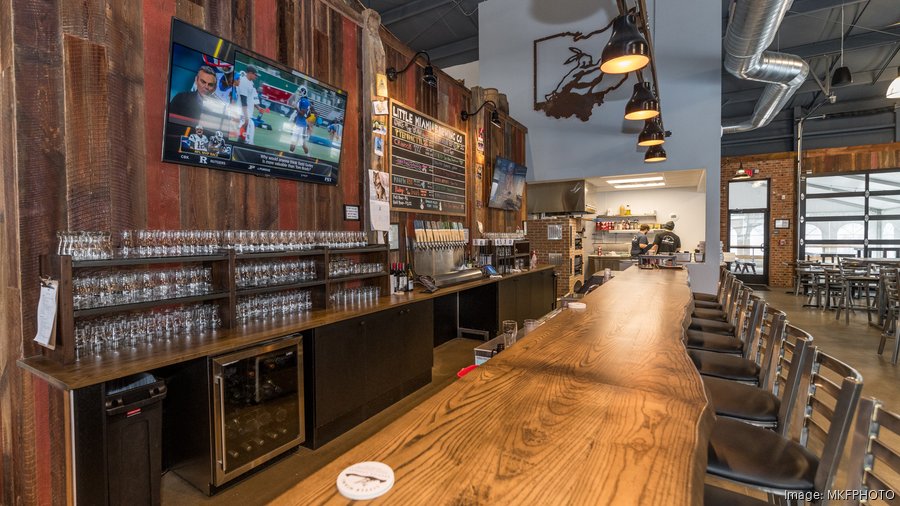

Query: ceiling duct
left=722, top=0, right=809, bottom=134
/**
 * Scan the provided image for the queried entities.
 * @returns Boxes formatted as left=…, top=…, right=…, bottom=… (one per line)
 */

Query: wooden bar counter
left=274, top=266, right=713, bottom=505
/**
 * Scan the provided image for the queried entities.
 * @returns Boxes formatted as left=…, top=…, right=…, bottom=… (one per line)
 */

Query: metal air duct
left=722, top=0, right=809, bottom=134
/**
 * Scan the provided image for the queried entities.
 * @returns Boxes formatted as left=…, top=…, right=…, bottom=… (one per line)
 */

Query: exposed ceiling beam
left=380, top=0, right=454, bottom=26
left=789, top=25, right=900, bottom=59
left=786, top=0, right=868, bottom=18
left=723, top=67, right=900, bottom=105
left=426, top=35, right=479, bottom=61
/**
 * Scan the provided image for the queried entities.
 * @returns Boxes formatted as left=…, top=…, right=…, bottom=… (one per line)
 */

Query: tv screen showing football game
left=162, top=18, right=348, bottom=184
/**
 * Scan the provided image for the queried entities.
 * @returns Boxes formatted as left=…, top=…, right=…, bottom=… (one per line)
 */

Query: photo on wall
left=488, top=157, right=528, bottom=211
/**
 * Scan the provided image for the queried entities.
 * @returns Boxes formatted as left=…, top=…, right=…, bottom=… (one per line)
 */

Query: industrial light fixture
left=732, top=162, right=755, bottom=180
left=606, top=176, right=664, bottom=185
left=643, top=145, right=667, bottom=163
left=624, top=82, right=660, bottom=120
left=600, top=14, right=650, bottom=74
left=461, top=100, right=501, bottom=127
left=637, top=117, right=667, bottom=146
left=831, top=6, right=852, bottom=88
left=612, top=182, right=666, bottom=189
left=386, top=50, right=437, bottom=88
left=887, top=67, right=900, bottom=99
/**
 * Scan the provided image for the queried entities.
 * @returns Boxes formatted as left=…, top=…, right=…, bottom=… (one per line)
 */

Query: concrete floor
left=162, top=291, right=898, bottom=505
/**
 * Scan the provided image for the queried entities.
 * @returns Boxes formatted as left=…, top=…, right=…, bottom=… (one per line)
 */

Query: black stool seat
left=704, top=485, right=771, bottom=506
left=686, top=329, right=742, bottom=353
left=690, top=318, right=735, bottom=333
left=694, top=292, right=719, bottom=302
left=704, top=376, right=779, bottom=423
left=690, top=349, right=759, bottom=382
left=692, top=307, right=727, bottom=320
left=708, top=418, right=818, bottom=491
left=694, top=300, right=722, bottom=310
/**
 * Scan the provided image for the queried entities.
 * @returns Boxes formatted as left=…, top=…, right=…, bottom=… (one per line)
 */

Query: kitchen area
left=526, top=170, right=710, bottom=288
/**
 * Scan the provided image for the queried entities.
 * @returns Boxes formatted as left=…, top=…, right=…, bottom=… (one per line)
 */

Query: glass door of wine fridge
left=211, top=334, right=304, bottom=486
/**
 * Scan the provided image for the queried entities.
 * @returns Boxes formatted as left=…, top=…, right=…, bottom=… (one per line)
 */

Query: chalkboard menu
left=389, top=100, right=467, bottom=216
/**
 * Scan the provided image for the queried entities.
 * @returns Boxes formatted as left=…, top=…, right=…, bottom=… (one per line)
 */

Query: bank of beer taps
left=412, top=221, right=466, bottom=250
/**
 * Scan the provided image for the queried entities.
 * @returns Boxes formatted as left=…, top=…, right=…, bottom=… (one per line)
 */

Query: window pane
left=868, top=171, right=900, bottom=192
left=729, top=181, right=768, bottom=210
left=804, top=220, right=865, bottom=241
left=868, top=219, right=900, bottom=240
left=730, top=213, right=765, bottom=246
left=728, top=247, right=765, bottom=274
left=804, top=245, right=862, bottom=260
left=805, top=196, right=865, bottom=217
left=869, top=196, right=900, bottom=215
left=805, top=175, right=865, bottom=194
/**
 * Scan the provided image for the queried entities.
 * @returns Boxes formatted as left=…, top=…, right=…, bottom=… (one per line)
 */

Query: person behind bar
left=630, top=224, right=652, bottom=257
left=168, top=65, right=218, bottom=121
left=649, top=221, right=681, bottom=254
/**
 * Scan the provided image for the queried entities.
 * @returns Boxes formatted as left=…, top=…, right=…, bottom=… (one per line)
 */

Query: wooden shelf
left=72, top=253, right=229, bottom=268
left=236, top=249, right=325, bottom=260
left=73, top=291, right=231, bottom=318
left=329, top=245, right=388, bottom=254
left=595, top=229, right=664, bottom=234
left=236, top=280, right=327, bottom=297
left=594, top=214, right=656, bottom=220
left=327, top=272, right=388, bottom=282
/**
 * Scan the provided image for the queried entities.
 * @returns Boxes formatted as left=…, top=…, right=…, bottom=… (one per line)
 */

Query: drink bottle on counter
left=406, top=264, right=415, bottom=291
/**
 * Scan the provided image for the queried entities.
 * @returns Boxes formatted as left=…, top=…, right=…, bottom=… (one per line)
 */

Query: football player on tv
left=288, top=85, right=317, bottom=154
left=188, top=125, right=209, bottom=152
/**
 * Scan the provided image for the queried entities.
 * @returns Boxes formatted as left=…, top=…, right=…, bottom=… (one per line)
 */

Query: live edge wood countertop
left=17, top=266, right=556, bottom=391
left=273, top=267, right=714, bottom=506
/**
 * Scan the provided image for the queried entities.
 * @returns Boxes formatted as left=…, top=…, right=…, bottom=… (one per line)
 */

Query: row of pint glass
left=222, top=230, right=367, bottom=252
left=121, top=229, right=222, bottom=257
left=328, top=258, right=383, bottom=277
left=57, top=231, right=114, bottom=260
left=73, top=267, right=213, bottom=309
left=236, top=290, right=312, bottom=323
left=330, top=286, right=381, bottom=306
left=235, top=260, right=317, bottom=289
left=75, top=304, right=221, bottom=360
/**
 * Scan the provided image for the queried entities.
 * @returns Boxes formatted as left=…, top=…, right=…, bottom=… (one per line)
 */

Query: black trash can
left=103, top=373, right=167, bottom=505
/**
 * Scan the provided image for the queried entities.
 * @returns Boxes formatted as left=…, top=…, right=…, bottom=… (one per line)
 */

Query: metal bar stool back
left=846, top=398, right=900, bottom=505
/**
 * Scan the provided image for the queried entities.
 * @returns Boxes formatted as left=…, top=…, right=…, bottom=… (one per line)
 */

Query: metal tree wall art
left=533, top=25, right=629, bottom=121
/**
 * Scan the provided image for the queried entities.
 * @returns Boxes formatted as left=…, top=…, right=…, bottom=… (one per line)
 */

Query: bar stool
left=686, top=290, right=760, bottom=355
left=878, top=272, right=900, bottom=364
left=702, top=324, right=812, bottom=435
left=846, top=398, right=900, bottom=502
left=704, top=348, right=863, bottom=506
left=689, top=304, right=782, bottom=386
left=836, top=260, right=878, bottom=324
left=695, top=271, right=735, bottom=310
left=690, top=280, right=745, bottom=334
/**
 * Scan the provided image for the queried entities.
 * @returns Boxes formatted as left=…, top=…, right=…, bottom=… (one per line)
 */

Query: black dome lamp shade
left=624, top=81, right=660, bottom=120
left=831, top=66, right=852, bottom=88
left=637, top=117, right=666, bottom=146
left=644, top=145, right=667, bottom=163
left=600, top=14, right=650, bottom=74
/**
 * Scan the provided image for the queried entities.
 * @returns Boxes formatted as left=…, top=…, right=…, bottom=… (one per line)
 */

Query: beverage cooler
left=166, top=334, right=304, bottom=495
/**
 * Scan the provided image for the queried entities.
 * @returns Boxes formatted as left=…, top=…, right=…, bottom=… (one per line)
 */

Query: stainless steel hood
left=526, top=180, right=597, bottom=215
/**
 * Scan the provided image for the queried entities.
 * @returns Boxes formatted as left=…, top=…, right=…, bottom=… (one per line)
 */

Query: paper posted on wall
left=34, top=278, right=58, bottom=349
left=369, top=170, right=390, bottom=231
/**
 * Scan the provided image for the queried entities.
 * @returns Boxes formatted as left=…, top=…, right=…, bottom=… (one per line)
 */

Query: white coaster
left=336, top=461, right=394, bottom=500
left=568, top=302, right=587, bottom=310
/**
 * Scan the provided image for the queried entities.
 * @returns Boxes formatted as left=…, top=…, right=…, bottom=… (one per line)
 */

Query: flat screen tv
left=162, top=18, right=348, bottom=184
left=488, top=157, right=527, bottom=211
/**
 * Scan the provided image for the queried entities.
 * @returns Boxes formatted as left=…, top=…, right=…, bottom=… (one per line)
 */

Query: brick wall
left=722, top=141, right=900, bottom=288
left=526, top=218, right=582, bottom=295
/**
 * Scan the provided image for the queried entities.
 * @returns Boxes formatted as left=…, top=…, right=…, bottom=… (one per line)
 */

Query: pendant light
left=624, top=82, right=660, bottom=120
left=831, top=6, right=852, bottom=88
left=644, top=145, right=667, bottom=163
left=887, top=67, right=900, bottom=99
left=600, top=14, right=650, bottom=74
left=637, top=117, right=666, bottom=146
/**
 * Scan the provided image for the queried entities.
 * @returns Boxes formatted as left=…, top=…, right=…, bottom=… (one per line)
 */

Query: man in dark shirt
left=168, top=65, right=218, bottom=121
left=650, top=221, right=681, bottom=254
left=630, top=224, right=651, bottom=257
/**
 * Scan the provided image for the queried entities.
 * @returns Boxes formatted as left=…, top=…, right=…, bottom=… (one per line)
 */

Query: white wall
left=586, top=188, right=707, bottom=254
left=444, top=61, right=480, bottom=88
left=478, top=0, right=721, bottom=291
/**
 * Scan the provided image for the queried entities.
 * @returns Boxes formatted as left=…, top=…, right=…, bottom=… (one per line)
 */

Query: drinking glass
left=523, top=319, right=539, bottom=334
left=502, top=320, right=518, bottom=347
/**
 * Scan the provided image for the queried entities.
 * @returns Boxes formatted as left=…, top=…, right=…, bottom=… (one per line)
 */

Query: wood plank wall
left=0, top=0, right=529, bottom=502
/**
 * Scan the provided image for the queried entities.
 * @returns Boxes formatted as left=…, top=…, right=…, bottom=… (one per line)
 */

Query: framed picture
left=344, top=204, right=360, bottom=221
left=774, top=219, right=790, bottom=229
left=389, top=223, right=400, bottom=250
